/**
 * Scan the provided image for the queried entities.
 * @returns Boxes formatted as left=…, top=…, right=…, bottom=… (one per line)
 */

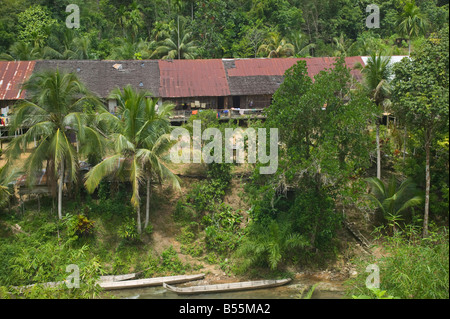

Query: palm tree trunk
left=58, top=160, right=64, bottom=220
left=145, top=175, right=151, bottom=229
left=423, top=129, right=432, bottom=238
left=177, top=15, right=181, bottom=60
left=403, top=126, right=407, bottom=164
left=136, top=202, right=142, bottom=234
left=376, top=121, right=381, bottom=180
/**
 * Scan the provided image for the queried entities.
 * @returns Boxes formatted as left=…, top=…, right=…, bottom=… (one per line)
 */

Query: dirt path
left=148, top=177, right=232, bottom=282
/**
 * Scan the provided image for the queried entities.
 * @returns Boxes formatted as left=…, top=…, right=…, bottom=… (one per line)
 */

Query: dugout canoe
left=163, top=278, right=292, bottom=295
left=99, top=273, right=136, bottom=282
left=99, top=274, right=205, bottom=290
left=12, top=273, right=137, bottom=291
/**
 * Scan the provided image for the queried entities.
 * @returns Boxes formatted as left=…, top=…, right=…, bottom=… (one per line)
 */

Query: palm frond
left=397, top=195, right=424, bottom=215
left=365, top=177, right=386, bottom=199
left=84, top=154, right=122, bottom=193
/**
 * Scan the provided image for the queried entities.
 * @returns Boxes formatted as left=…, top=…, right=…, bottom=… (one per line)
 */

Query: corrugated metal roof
left=224, top=57, right=364, bottom=95
left=34, top=60, right=161, bottom=98
left=227, top=58, right=302, bottom=77
left=0, top=61, right=35, bottom=100
left=1, top=57, right=365, bottom=101
left=159, top=59, right=230, bottom=98
left=227, top=57, right=363, bottom=79
left=304, top=56, right=364, bottom=81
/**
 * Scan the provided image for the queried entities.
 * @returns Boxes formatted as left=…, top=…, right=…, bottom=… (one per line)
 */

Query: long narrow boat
left=100, top=274, right=205, bottom=290
left=13, top=272, right=137, bottom=291
left=99, top=273, right=136, bottom=282
left=163, top=278, right=292, bottom=295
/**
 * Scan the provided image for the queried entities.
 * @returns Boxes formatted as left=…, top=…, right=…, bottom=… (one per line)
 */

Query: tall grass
left=346, top=226, right=449, bottom=299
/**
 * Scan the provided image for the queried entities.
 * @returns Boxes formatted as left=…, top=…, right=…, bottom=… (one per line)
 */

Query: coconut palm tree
left=332, top=32, right=357, bottom=57
left=84, top=85, right=180, bottom=233
left=397, top=0, right=428, bottom=55
left=288, top=30, right=316, bottom=57
left=155, top=17, right=197, bottom=60
left=258, top=32, right=295, bottom=58
left=365, top=176, right=423, bottom=233
left=43, top=34, right=94, bottom=60
left=362, top=52, right=392, bottom=180
left=108, top=38, right=158, bottom=60
left=0, top=41, right=42, bottom=61
left=6, top=69, right=105, bottom=219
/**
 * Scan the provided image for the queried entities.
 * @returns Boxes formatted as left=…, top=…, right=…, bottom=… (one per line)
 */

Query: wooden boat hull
left=163, top=278, right=292, bottom=295
left=100, top=274, right=205, bottom=290
left=13, top=272, right=137, bottom=292
left=99, top=273, right=136, bottom=282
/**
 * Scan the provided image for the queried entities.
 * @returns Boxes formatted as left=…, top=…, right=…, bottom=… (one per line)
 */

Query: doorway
left=232, top=96, right=241, bottom=108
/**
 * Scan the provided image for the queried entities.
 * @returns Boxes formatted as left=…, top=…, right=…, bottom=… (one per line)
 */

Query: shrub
left=160, top=246, right=190, bottom=274
left=73, top=215, right=95, bottom=237
left=203, top=204, right=244, bottom=256
left=207, top=162, right=232, bottom=188
left=236, top=218, right=308, bottom=271
left=117, top=218, right=139, bottom=242
left=62, top=214, right=95, bottom=241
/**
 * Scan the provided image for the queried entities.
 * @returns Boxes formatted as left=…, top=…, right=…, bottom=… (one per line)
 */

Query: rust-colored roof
left=303, top=56, right=363, bottom=81
left=1, top=58, right=365, bottom=101
left=226, top=57, right=363, bottom=79
left=159, top=59, right=230, bottom=98
left=0, top=61, right=35, bottom=100
left=224, top=57, right=364, bottom=95
left=226, top=58, right=302, bottom=77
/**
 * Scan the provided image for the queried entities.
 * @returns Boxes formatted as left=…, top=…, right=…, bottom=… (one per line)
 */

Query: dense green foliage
left=236, top=185, right=340, bottom=272
left=231, top=59, right=376, bottom=272
left=391, top=27, right=449, bottom=236
left=0, top=205, right=103, bottom=298
left=1, top=0, right=448, bottom=60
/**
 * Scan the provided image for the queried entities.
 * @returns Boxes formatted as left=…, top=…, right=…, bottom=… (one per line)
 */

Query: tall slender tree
left=392, top=28, right=449, bottom=237
left=362, top=52, right=392, bottom=180
left=397, top=0, right=428, bottom=55
left=155, top=17, right=197, bottom=59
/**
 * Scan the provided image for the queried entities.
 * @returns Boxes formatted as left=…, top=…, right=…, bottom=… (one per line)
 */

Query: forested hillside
left=0, top=0, right=448, bottom=60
